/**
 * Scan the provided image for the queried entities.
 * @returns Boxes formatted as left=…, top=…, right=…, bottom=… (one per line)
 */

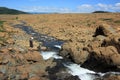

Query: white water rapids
left=41, top=51, right=63, bottom=60
left=40, top=45, right=120, bottom=80
left=64, top=63, right=97, bottom=80
left=40, top=52, right=100, bottom=79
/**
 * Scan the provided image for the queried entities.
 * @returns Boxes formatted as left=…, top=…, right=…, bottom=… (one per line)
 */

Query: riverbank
left=15, top=13, right=120, bottom=72
left=0, top=13, right=120, bottom=80
left=0, top=16, right=78, bottom=80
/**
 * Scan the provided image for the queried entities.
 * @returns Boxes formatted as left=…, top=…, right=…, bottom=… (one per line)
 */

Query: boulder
left=82, top=45, right=120, bottom=72
left=101, top=35, right=120, bottom=53
left=111, top=54, right=120, bottom=67
left=24, top=51, right=43, bottom=62
left=20, top=72, right=29, bottom=80
left=29, top=76, right=41, bottom=80
left=93, top=24, right=116, bottom=37
left=39, top=46, right=47, bottom=51
left=103, top=74, right=120, bottom=80
left=60, top=41, right=89, bottom=64
left=64, top=75, right=80, bottom=80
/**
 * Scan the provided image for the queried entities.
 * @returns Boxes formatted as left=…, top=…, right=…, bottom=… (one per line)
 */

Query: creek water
left=41, top=48, right=120, bottom=80
left=13, top=21, right=120, bottom=80
left=41, top=50, right=101, bottom=80
left=13, top=21, right=64, bottom=51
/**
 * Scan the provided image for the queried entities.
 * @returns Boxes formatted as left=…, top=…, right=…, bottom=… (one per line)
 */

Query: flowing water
left=13, top=21, right=120, bottom=80
left=41, top=49, right=120, bottom=80
left=41, top=50, right=101, bottom=80
left=13, top=21, right=64, bottom=51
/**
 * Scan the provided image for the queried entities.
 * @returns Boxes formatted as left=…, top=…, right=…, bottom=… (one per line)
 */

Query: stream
left=13, top=21, right=120, bottom=80
left=13, top=21, right=64, bottom=51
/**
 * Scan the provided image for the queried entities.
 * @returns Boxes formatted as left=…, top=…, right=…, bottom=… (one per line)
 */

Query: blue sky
left=0, top=0, right=120, bottom=13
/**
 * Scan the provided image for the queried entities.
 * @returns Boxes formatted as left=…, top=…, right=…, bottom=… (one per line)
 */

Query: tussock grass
left=114, top=20, right=120, bottom=24
left=100, top=18, right=113, bottom=22
left=0, top=21, right=6, bottom=32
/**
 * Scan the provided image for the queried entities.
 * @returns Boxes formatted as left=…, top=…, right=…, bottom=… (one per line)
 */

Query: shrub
left=114, top=20, right=120, bottom=24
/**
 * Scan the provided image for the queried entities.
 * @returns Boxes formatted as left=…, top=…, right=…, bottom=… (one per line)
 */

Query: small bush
left=0, top=21, right=5, bottom=25
left=0, top=21, right=5, bottom=32
left=100, top=18, right=113, bottom=22
left=16, top=16, right=18, bottom=20
left=114, top=20, right=120, bottom=24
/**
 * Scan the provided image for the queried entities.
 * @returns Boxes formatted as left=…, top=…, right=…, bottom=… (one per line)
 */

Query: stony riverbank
left=60, top=23, right=120, bottom=72
left=0, top=13, right=120, bottom=80
left=0, top=17, right=80, bottom=80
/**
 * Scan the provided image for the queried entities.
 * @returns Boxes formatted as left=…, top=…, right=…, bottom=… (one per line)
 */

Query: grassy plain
left=0, top=13, right=119, bottom=44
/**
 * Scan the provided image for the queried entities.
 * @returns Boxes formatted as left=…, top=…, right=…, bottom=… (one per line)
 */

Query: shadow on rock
left=45, top=59, right=80, bottom=80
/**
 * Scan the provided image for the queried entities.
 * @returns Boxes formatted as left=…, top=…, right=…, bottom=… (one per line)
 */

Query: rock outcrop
left=64, top=75, right=80, bottom=80
left=93, top=24, right=116, bottom=37
left=60, top=41, right=89, bottom=64
left=60, top=24, right=120, bottom=72
left=0, top=48, right=50, bottom=80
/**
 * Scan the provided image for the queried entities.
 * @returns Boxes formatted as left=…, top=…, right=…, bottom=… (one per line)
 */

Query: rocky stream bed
left=0, top=20, right=120, bottom=80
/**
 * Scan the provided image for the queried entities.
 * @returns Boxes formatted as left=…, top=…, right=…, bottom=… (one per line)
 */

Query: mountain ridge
left=0, top=7, right=28, bottom=14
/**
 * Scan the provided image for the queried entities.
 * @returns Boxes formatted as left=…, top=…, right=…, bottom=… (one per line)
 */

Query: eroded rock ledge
left=60, top=24, right=120, bottom=72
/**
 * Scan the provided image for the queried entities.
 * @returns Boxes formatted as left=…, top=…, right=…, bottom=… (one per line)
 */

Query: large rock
left=64, top=75, right=80, bottom=80
left=80, top=24, right=120, bottom=72
left=101, top=35, right=120, bottom=53
left=29, top=77, right=41, bottom=80
left=82, top=43, right=120, bottom=72
left=60, top=41, right=89, bottom=64
left=93, top=24, right=116, bottom=37
left=0, top=47, right=50, bottom=80
left=103, top=74, right=120, bottom=80
left=23, top=51, right=43, bottom=62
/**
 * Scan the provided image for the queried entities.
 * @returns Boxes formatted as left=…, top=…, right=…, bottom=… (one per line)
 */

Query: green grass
left=0, top=37, right=5, bottom=41
left=114, top=20, right=120, bottom=24
left=100, top=18, right=113, bottom=22
left=0, top=21, right=6, bottom=43
left=15, top=16, right=18, bottom=20
left=0, top=21, right=6, bottom=32
left=0, top=21, right=5, bottom=25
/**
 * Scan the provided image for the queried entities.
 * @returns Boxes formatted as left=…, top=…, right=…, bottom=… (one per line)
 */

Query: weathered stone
left=64, top=75, right=80, bottom=80
left=103, top=74, right=120, bottom=80
left=29, top=76, right=41, bottom=80
left=93, top=24, right=116, bottom=37
left=20, top=72, right=29, bottom=80
left=60, top=41, right=89, bottom=64
left=23, top=51, right=43, bottom=62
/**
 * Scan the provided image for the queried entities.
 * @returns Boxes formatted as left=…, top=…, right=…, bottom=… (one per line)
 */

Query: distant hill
left=0, top=7, right=28, bottom=14
left=93, top=11, right=110, bottom=13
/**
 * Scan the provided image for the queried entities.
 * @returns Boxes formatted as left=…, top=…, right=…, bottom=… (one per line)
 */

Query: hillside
left=0, top=7, right=27, bottom=14
left=93, top=11, right=110, bottom=13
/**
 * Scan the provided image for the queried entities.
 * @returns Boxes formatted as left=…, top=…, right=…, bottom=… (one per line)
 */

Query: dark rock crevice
left=93, top=26, right=108, bottom=37
left=81, top=52, right=120, bottom=73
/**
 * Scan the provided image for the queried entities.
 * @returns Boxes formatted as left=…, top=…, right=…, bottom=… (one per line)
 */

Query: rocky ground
left=0, top=13, right=120, bottom=80
left=60, top=23, right=120, bottom=72
left=0, top=19, right=53, bottom=80
left=0, top=16, right=80, bottom=80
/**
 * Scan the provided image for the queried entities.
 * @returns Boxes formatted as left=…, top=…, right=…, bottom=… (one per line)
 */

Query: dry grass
left=0, top=13, right=120, bottom=41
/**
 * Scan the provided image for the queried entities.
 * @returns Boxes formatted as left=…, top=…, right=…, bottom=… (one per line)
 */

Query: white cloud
left=115, top=3, right=120, bottom=7
left=80, top=4, right=93, bottom=8
left=96, top=3, right=113, bottom=11
left=114, top=3, right=120, bottom=11
left=21, top=6, right=72, bottom=13
left=77, top=4, right=94, bottom=13
left=20, top=3, right=120, bottom=13
left=96, top=3, right=120, bottom=12
left=76, top=3, right=120, bottom=13
left=97, top=3, right=108, bottom=10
